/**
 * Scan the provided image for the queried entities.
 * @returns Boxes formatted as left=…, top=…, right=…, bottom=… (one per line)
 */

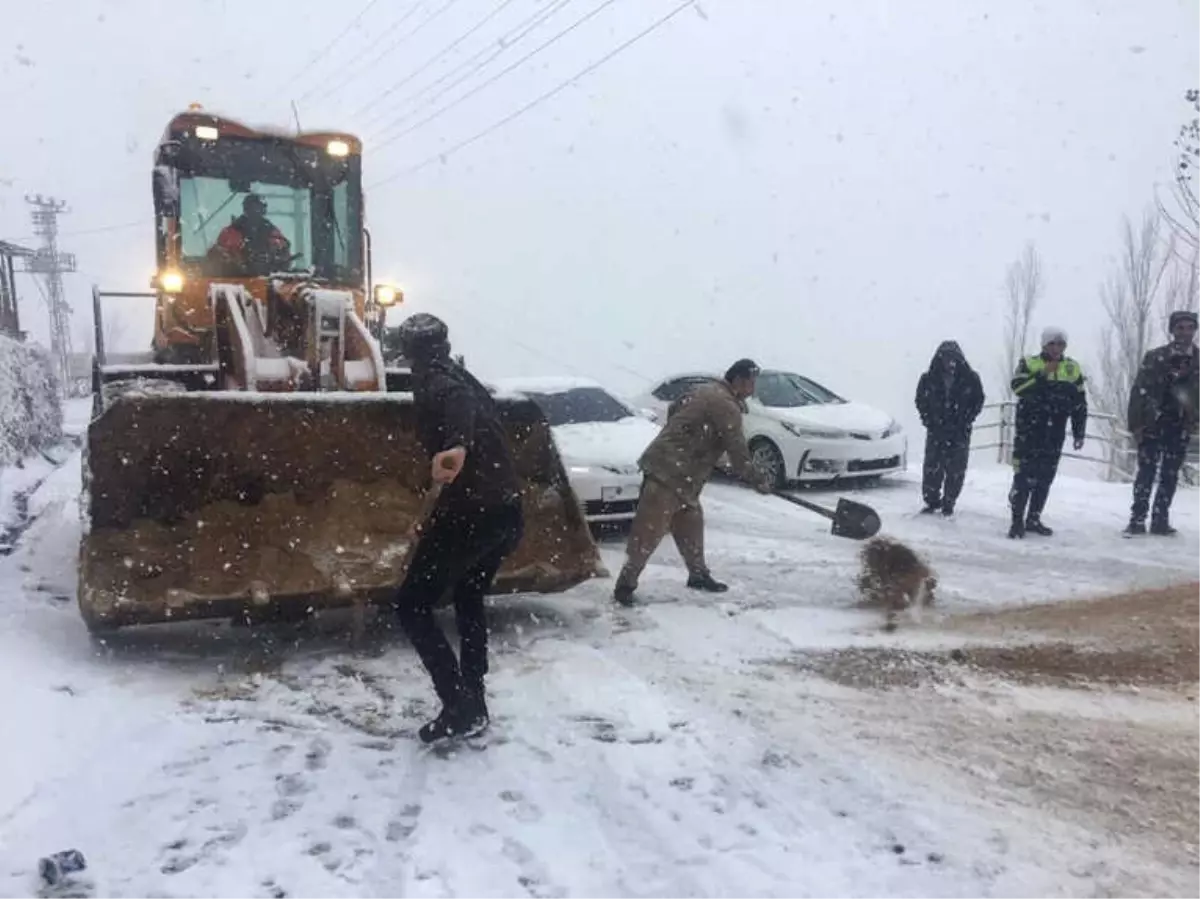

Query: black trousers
left=1009, top=449, right=1061, bottom=523
left=394, top=501, right=524, bottom=706
left=1131, top=426, right=1191, bottom=524
left=922, top=431, right=970, bottom=509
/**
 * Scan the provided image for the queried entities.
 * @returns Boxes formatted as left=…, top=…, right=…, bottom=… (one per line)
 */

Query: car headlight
left=781, top=421, right=844, bottom=440
left=882, top=419, right=903, bottom=438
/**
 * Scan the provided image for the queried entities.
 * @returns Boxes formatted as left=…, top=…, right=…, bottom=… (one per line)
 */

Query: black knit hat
left=396, top=312, right=450, bottom=359
left=1168, top=310, right=1198, bottom=332
left=725, top=358, right=760, bottom=382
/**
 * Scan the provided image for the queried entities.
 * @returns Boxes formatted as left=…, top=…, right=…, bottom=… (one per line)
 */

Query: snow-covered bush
left=0, top=334, right=63, bottom=467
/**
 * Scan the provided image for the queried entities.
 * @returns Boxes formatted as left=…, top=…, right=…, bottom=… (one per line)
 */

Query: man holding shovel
left=391, top=313, right=525, bottom=744
left=614, top=358, right=772, bottom=606
left=1124, top=310, right=1199, bottom=536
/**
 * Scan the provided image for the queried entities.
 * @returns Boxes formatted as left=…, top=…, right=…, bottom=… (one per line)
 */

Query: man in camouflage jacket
left=614, top=359, right=771, bottom=606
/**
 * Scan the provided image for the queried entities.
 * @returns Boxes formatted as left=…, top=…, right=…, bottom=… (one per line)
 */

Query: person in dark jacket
left=391, top=313, right=525, bottom=744
left=1007, top=326, right=1087, bottom=538
left=1124, top=310, right=1199, bottom=536
left=914, top=340, right=985, bottom=516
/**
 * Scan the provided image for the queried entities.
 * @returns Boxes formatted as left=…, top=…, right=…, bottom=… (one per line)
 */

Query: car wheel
left=749, top=438, right=786, bottom=490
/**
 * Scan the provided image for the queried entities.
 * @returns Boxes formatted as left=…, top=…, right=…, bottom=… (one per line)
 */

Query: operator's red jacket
left=214, top=217, right=291, bottom=262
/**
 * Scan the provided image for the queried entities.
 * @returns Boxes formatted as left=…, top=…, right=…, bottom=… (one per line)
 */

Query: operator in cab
left=209, top=193, right=292, bottom=276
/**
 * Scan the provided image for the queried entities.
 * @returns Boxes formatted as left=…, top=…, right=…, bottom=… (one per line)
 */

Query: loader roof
left=161, top=109, right=362, bottom=156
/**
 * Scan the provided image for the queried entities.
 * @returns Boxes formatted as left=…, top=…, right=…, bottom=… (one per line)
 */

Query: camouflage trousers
left=616, top=476, right=708, bottom=591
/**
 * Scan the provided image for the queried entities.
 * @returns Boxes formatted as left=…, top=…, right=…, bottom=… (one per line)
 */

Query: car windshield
left=754, top=371, right=844, bottom=407
left=524, top=387, right=633, bottom=426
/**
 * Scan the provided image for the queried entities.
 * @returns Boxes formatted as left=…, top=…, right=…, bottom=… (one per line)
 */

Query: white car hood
left=552, top=417, right=660, bottom=473
left=767, top=401, right=894, bottom=436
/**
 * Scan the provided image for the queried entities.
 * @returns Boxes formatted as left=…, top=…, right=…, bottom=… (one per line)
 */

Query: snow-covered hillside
left=0, top=428, right=1195, bottom=898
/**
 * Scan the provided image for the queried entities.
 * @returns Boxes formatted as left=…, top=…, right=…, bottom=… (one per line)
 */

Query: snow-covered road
left=0, top=429, right=1196, bottom=898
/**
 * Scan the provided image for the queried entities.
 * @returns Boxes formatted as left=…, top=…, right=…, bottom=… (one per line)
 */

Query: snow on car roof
left=488, top=375, right=605, bottom=395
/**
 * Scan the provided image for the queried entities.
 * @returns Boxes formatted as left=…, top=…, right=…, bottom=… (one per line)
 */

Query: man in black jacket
left=392, top=313, right=525, bottom=744
left=1125, top=310, right=1199, bottom=536
left=1007, top=326, right=1088, bottom=538
left=914, top=340, right=984, bottom=516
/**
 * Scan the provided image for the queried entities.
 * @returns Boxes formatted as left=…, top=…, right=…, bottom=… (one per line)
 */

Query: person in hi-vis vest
left=1007, top=326, right=1087, bottom=539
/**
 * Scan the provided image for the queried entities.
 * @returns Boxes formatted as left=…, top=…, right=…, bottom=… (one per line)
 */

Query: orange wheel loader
left=80, top=108, right=603, bottom=632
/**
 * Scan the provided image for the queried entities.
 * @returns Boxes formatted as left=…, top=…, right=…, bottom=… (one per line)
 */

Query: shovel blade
left=831, top=498, right=882, bottom=540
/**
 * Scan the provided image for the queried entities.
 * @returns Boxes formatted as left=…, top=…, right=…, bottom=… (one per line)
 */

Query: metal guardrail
left=971, top=400, right=1199, bottom=484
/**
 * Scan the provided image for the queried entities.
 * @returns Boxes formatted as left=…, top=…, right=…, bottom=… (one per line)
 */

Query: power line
left=272, top=0, right=383, bottom=107
left=364, top=0, right=577, bottom=143
left=295, top=1, right=427, bottom=104
left=370, top=0, right=615, bottom=152
left=0, top=218, right=148, bottom=249
left=370, top=0, right=695, bottom=186
left=301, top=0, right=467, bottom=108
left=350, top=0, right=523, bottom=125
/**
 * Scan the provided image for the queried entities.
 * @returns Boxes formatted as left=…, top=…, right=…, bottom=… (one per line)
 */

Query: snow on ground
left=0, top=443, right=1196, bottom=897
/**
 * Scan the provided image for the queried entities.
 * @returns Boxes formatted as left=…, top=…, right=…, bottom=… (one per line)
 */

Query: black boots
left=1126, top=518, right=1177, bottom=536
left=1024, top=518, right=1053, bottom=536
left=1009, top=516, right=1051, bottom=538
left=612, top=573, right=729, bottom=606
left=687, top=573, right=729, bottom=593
left=419, top=684, right=489, bottom=745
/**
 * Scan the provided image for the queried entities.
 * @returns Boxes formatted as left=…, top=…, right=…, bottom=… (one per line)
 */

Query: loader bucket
left=78, top=390, right=605, bottom=631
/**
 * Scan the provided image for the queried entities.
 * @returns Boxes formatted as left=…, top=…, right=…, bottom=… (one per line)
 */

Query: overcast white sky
left=1, top=0, right=1195, bottom=433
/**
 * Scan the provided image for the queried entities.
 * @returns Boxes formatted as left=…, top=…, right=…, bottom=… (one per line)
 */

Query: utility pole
left=22, top=195, right=77, bottom=392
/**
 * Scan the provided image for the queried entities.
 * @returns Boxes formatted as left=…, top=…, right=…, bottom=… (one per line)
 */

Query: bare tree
left=1094, top=210, right=1175, bottom=461
left=999, top=242, right=1043, bottom=397
left=1161, top=241, right=1199, bottom=333
left=1157, top=88, right=1199, bottom=256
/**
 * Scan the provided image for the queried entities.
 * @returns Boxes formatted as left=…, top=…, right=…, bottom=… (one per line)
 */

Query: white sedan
left=489, top=376, right=660, bottom=524
left=632, top=369, right=907, bottom=489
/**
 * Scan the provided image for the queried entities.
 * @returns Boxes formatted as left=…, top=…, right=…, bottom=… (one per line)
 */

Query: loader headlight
left=194, top=125, right=220, bottom=141
left=373, top=283, right=401, bottom=307
left=159, top=271, right=185, bottom=293
left=327, top=139, right=351, bottom=157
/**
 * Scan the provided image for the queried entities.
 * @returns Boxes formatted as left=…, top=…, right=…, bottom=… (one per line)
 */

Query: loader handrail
left=343, top=306, right=387, bottom=391
left=212, top=284, right=258, bottom=391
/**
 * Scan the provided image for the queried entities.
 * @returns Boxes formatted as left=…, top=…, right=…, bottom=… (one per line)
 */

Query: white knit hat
left=1040, top=326, right=1067, bottom=347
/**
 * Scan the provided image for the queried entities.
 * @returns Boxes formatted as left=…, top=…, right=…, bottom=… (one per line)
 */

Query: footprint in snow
left=502, top=837, right=564, bottom=899
left=159, top=823, right=246, bottom=875
left=271, top=773, right=310, bottom=820
left=305, top=737, right=331, bottom=771
left=499, top=789, right=543, bottom=824
left=386, top=803, right=422, bottom=843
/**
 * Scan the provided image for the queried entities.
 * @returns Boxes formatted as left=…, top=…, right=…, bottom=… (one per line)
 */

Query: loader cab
left=150, top=111, right=366, bottom=364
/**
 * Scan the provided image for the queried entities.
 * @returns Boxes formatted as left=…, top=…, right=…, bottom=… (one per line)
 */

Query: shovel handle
left=772, top=490, right=837, bottom=521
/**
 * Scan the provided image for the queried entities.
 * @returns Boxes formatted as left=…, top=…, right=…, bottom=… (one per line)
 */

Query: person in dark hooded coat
left=914, top=340, right=985, bottom=516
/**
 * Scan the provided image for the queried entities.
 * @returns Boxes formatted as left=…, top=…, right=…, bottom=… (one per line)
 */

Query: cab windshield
left=165, top=135, right=362, bottom=283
